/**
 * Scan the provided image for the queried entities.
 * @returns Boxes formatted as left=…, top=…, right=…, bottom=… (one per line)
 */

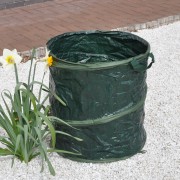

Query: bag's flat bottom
left=58, top=150, right=146, bottom=163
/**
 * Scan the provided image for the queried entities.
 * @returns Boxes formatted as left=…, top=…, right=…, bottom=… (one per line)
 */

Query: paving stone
left=0, top=0, right=179, bottom=53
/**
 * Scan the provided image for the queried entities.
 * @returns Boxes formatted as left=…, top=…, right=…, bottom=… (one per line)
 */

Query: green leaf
left=52, top=92, right=66, bottom=106
left=15, top=82, right=28, bottom=92
left=17, top=125, right=38, bottom=144
left=48, top=116, right=75, bottom=129
left=1, top=90, right=13, bottom=120
left=3, top=89, right=23, bottom=123
left=11, top=134, right=22, bottom=167
left=14, top=87, right=22, bottom=113
left=0, top=106, right=17, bottom=144
left=24, top=125, right=28, bottom=145
left=37, top=112, right=56, bottom=148
left=29, top=152, right=40, bottom=160
left=34, top=127, right=42, bottom=143
left=0, top=135, right=8, bottom=139
left=48, top=149, right=81, bottom=156
left=23, top=125, right=29, bottom=163
left=40, top=141, right=48, bottom=160
left=0, top=136, right=14, bottom=151
left=29, top=81, right=49, bottom=92
left=0, top=148, right=13, bottom=156
left=15, top=134, right=21, bottom=155
left=20, top=113, right=30, bottom=128
left=21, top=90, right=30, bottom=118
left=20, top=88, right=38, bottom=112
left=46, top=158, right=55, bottom=176
left=56, top=131, right=83, bottom=141
left=44, top=105, right=51, bottom=116
left=37, top=94, right=49, bottom=111
left=42, top=88, right=49, bottom=93
left=30, top=81, right=66, bottom=106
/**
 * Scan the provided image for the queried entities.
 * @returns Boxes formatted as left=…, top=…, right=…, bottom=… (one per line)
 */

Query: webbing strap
left=51, top=51, right=151, bottom=71
left=61, top=95, right=146, bottom=127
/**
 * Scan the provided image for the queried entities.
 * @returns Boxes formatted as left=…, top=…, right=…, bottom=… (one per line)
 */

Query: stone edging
left=0, top=0, right=51, bottom=10
left=19, top=15, right=180, bottom=59
left=19, top=47, right=46, bottom=63
left=112, top=14, right=180, bottom=32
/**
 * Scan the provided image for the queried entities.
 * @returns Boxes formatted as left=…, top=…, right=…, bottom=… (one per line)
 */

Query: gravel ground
left=0, top=21, right=180, bottom=180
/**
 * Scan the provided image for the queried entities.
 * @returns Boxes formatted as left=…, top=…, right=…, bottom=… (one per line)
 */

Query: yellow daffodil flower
left=37, top=48, right=53, bottom=72
left=0, top=49, right=22, bottom=69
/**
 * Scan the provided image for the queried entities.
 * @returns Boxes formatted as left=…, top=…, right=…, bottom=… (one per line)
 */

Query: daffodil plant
left=0, top=48, right=81, bottom=176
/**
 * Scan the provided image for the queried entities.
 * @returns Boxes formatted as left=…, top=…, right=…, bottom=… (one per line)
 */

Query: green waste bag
left=47, top=31, right=154, bottom=162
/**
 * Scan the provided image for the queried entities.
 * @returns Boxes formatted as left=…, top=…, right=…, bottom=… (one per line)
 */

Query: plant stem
left=28, top=59, right=33, bottom=86
left=29, top=61, right=37, bottom=110
left=31, top=62, right=37, bottom=93
left=38, top=72, right=46, bottom=102
left=14, top=64, right=19, bottom=84
left=28, top=49, right=36, bottom=85
left=28, top=48, right=36, bottom=109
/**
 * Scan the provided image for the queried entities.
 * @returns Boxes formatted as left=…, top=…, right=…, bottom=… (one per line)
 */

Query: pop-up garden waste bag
left=47, top=31, right=154, bottom=162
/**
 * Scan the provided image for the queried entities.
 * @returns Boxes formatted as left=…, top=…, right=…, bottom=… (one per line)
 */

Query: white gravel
left=0, top=21, right=180, bottom=180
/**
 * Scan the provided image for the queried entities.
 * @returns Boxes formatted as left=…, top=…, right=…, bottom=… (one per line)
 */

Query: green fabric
left=47, top=30, right=154, bottom=162
left=54, top=94, right=146, bottom=127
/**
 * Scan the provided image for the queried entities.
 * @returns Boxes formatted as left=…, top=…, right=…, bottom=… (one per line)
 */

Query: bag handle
left=130, top=52, right=155, bottom=72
